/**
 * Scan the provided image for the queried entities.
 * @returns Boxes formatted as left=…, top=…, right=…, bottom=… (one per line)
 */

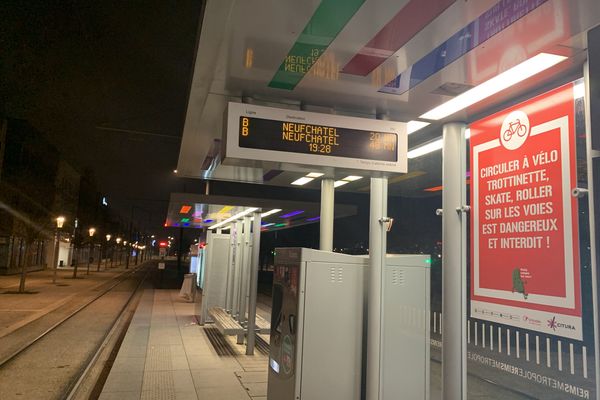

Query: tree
left=4, top=205, right=51, bottom=293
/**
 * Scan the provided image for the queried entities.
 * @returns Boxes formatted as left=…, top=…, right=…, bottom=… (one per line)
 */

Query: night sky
left=2, top=1, right=204, bottom=231
left=1, top=1, right=443, bottom=251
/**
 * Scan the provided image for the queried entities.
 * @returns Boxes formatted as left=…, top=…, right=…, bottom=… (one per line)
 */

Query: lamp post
left=116, top=237, right=122, bottom=266
left=105, top=234, right=111, bottom=270
left=52, top=216, right=65, bottom=284
left=124, top=240, right=129, bottom=269
left=97, top=233, right=102, bottom=272
left=87, top=228, right=95, bottom=275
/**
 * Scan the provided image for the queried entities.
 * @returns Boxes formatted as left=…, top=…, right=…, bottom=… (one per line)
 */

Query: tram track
left=0, top=262, right=153, bottom=400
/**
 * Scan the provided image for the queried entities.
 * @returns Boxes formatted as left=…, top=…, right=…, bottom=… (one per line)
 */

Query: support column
left=246, top=211, right=261, bottom=355
left=441, top=122, right=467, bottom=400
left=366, top=177, right=387, bottom=400
left=232, top=220, right=244, bottom=318
left=584, top=58, right=600, bottom=398
left=237, top=215, right=252, bottom=344
left=225, top=224, right=237, bottom=312
left=320, top=178, right=334, bottom=251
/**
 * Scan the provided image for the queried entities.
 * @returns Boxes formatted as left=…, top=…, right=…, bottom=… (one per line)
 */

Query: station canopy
left=178, top=0, right=599, bottom=197
left=165, top=193, right=357, bottom=232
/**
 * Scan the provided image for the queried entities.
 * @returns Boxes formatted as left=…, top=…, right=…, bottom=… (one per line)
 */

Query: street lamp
left=87, top=228, right=95, bottom=275
left=52, top=216, right=66, bottom=284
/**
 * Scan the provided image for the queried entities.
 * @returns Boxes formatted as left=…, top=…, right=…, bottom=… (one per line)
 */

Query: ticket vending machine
left=268, top=248, right=368, bottom=400
left=267, top=249, right=430, bottom=400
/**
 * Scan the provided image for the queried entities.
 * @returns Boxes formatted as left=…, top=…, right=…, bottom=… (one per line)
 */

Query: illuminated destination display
left=238, top=116, right=398, bottom=162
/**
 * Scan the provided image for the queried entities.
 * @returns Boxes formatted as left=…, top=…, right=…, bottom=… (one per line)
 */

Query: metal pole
left=366, top=176, right=387, bottom=400
left=72, top=247, right=79, bottom=279
left=97, top=244, right=102, bottom=271
left=52, top=229, right=59, bottom=283
left=225, top=224, right=237, bottom=312
left=320, top=178, right=334, bottom=251
left=246, top=211, right=261, bottom=355
left=232, top=220, right=243, bottom=318
left=583, top=60, right=600, bottom=398
left=441, top=122, right=467, bottom=400
left=237, top=215, right=252, bottom=344
left=86, top=242, right=92, bottom=275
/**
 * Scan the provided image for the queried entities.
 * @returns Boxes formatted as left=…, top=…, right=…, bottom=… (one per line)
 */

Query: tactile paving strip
left=146, top=344, right=173, bottom=371
left=141, top=371, right=176, bottom=400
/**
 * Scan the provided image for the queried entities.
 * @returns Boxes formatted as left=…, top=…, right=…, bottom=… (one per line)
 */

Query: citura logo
left=547, top=316, right=558, bottom=331
left=547, top=316, right=576, bottom=331
left=500, top=110, right=530, bottom=151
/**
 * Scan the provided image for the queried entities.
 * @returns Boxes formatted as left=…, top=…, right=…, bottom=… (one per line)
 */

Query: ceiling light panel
left=420, top=53, right=567, bottom=120
left=261, top=209, right=282, bottom=218
left=406, top=121, right=431, bottom=135
left=407, top=139, right=443, bottom=159
left=291, top=177, right=314, bottom=186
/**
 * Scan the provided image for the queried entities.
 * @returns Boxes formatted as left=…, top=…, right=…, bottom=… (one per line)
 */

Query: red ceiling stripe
left=341, top=0, right=455, bottom=76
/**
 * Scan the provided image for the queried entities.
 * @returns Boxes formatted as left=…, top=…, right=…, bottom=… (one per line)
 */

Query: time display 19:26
left=238, top=116, right=398, bottom=162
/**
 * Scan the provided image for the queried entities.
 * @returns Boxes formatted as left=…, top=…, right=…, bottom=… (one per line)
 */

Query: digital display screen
left=270, top=358, right=280, bottom=373
left=238, top=116, right=398, bottom=162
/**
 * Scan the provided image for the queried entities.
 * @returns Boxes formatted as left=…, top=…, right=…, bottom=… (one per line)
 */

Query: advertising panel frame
left=469, top=82, right=582, bottom=340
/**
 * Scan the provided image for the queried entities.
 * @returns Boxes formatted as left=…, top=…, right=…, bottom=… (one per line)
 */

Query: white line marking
left=433, top=312, right=437, bottom=333
left=516, top=331, right=520, bottom=358
left=536, top=336, right=540, bottom=364
left=498, top=326, right=502, bottom=353
left=526, top=333, right=530, bottom=361
left=546, top=338, right=551, bottom=367
left=468, top=320, right=471, bottom=344
left=558, top=341, right=562, bottom=371
left=583, top=346, right=587, bottom=378
left=570, top=343, right=574, bottom=375
left=482, top=323, right=486, bottom=348
left=507, top=329, right=511, bottom=356
left=490, top=325, right=494, bottom=350
left=439, top=313, right=442, bottom=334
left=475, top=322, right=478, bottom=346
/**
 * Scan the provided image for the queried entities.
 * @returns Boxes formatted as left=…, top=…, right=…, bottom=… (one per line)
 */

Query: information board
left=224, top=102, right=407, bottom=174
left=239, top=117, right=398, bottom=162
left=470, top=83, right=582, bottom=340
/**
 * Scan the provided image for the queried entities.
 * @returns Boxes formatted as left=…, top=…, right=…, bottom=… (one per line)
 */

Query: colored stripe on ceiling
left=379, top=0, right=548, bottom=95
left=342, top=0, right=455, bottom=76
left=268, top=0, right=366, bottom=90
left=179, top=205, right=191, bottom=214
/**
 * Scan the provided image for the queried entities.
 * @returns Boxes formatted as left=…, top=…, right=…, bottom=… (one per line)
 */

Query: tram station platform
left=99, top=289, right=272, bottom=400
left=98, top=287, right=535, bottom=400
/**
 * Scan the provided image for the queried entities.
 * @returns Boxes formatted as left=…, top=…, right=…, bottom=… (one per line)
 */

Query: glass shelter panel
left=387, top=150, right=443, bottom=398
left=466, top=80, right=596, bottom=399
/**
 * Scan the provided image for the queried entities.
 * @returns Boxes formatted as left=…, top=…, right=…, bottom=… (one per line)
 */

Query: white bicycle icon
left=502, top=119, right=528, bottom=142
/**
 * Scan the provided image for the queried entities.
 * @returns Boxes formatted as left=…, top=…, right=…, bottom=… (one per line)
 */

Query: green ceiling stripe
left=268, top=0, right=365, bottom=90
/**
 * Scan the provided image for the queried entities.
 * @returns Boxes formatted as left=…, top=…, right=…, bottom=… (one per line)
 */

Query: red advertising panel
left=470, top=83, right=581, bottom=340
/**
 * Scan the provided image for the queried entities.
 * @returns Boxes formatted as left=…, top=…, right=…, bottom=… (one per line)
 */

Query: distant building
left=0, top=119, right=64, bottom=274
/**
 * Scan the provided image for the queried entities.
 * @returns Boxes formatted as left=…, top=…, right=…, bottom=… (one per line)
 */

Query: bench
left=208, top=307, right=271, bottom=336
left=254, top=314, right=271, bottom=334
left=209, top=307, right=245, bottom=335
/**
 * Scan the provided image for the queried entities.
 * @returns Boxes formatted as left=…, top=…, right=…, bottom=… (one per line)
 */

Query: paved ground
left=0, top=263, right=152, bottom=400
left=100, top=289, right=270, bottom=400
left=0, top=261, right=144, bottom=341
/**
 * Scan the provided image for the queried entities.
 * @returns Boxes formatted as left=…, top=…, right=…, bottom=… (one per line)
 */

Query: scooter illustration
left=512, top=267, right=528, bottom=299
